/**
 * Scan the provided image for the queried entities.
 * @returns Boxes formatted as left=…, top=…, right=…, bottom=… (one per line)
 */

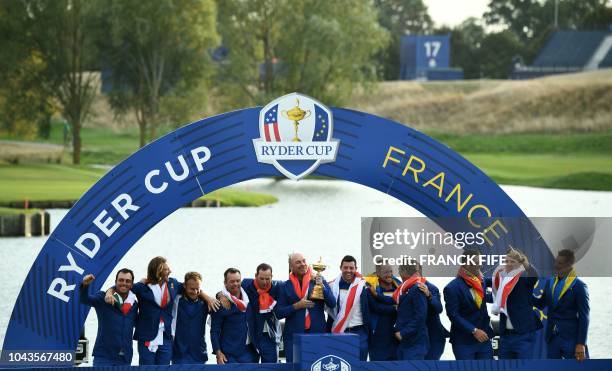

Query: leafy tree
left=436, top=18, right=487, bottom=79
left=479, top=30, right=525, bottom=78
left=0, top=0, right=97, bottom=163
left=99, top=0, right=219, bottom=147
left=375, top=0, right=434, bottom=80
left=215, top=0, right=389, bottom=109
left=485, top=0, right=612, bottom=45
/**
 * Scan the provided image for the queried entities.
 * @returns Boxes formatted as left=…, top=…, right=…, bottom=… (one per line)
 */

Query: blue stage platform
left=70, top=334, right=611, bottom=370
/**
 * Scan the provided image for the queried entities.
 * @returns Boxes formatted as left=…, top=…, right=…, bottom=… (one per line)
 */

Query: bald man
left=275, top=253, right=335, bottom=363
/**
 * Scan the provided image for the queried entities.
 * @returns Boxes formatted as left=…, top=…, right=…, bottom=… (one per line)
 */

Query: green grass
left=0, top=163, right=277, bottom=207
left=0, top=163, right=107, bottom=202
left=0, top=207, right=42, bottom=216
left=418, top=132, right=612, bottom=191
left=0, top=121, right=143, bottom=165
left=430, top=131, right=612, bottom=154
left=2, top=112, right=611, bottom=191
left=197, top=189, right=278, bottom=207
left=464, top=154, right=612, bottom=191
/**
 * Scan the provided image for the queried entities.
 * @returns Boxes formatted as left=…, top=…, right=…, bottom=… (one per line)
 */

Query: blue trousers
left=369, top=337, right=398, bottom=361
left=425, top=338, right=446, bottom=360
left=138, top=336, right=173, bottom=365
left=345, top=326, right=369, bottom=361
left=451, top=340, right=493, bottom=360
left=225, top=344, right=259, bottom=363
left=93, top=355, right=130, bottom=366
left=397, top=335, right=428, bottom=360
left=547, top=334, right=589, bottom=359
left=256, top=336, right=278, bottom=363
left=284, top=337, right=295, bottom=363
left=499, top=331, right=536, bottom=359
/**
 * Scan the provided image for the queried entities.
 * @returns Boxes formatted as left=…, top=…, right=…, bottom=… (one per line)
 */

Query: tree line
left=1, top=0, right=610, bottom=164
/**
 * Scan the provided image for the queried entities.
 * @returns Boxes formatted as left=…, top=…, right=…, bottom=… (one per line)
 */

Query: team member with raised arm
left=491, top=248, right=542, bottom=359
left=533, top=249, right=590, bottom=361
left=393, top=263, right=429, bottom=360
left=80, top=269, right=138, bottom=366
left=211, top=268, right=259, bottom=364
left=275, top=253, right=335, bottom=363
left=444, top=249, right=494, bottom=360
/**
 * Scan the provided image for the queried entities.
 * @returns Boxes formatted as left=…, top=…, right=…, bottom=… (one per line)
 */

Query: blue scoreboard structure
left=399, top=34, right=463, bottom=80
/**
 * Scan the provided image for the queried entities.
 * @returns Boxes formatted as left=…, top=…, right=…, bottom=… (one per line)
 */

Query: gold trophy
left=281, top=98, right=311, bottom=142
left=309, top=257, right=327, bottom=301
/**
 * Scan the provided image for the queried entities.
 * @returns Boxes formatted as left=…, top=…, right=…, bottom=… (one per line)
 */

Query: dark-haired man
left=326, top=255, right=371, bottom=361
left=80, top=269, right=138, bottom=366
left=171, top=271, right=209, bottom=364
left=241, top=263, right=281, bottom=363
left=211, top=268, right=259, bottom=364
left=534, top=249, right=590, bottom=361
left=444, top=250, right=494, bottom=360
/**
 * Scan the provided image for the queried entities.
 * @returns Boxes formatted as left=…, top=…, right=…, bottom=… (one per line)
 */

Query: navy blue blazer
left=495, top=267, right=543, bottom=334
left=131, top=278, right=183, bottom=341
left=275, top=278, right=335, bottom=341
left=210, top=299, right=252, bottom=356
left=369, top=285, right=398, bottom=336
left=395, top=285, right=428, bottom=344
left=242, top=279, right=280, bottom=348
left=172, top=296, right=209, bottom=363
left=424, top=281, right=449, bottom=342
left=443, top=277, right=493, bottom=345
left=326, top=280, right=372, bottom=333
left=80, top=285, right=137, bottom=364
left=533, top=276, right=589, bottom=344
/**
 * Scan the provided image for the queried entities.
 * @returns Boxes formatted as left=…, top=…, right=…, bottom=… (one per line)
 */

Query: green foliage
left=375, top=0, right=433, bottom=80
left=0, top=0, right=100, bottom=164
left=437, top=18, right=487, bottom=79
left=479, top=30, right=525, bottom=78
left=0, top=51, right=56, bottom=139
left=215, top=0, right=389, bottom=109
left=484, top=0, right=612, bottom=57
left=98, top=0, right=219, bottom=146
left=0, top=4, right=56, bottom=139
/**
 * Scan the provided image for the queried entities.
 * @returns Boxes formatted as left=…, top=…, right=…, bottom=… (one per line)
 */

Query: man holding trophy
left=275, top=253, right=335, bottom=363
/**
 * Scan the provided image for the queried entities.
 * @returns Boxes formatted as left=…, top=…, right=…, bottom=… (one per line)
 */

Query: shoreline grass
left=0, top=164, right=277, bottom=208
left=0, top=207, right=42, bottom=216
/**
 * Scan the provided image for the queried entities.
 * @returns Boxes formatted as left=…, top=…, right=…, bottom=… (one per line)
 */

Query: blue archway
left=2, top=105, right=553, bottom=352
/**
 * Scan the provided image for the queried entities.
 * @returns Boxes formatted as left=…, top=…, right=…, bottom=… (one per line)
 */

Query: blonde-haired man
left=171, top=271, right=209, bottom=364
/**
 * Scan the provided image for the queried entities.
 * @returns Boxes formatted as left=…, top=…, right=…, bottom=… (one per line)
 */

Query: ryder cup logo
left=311, top=355, right=351, bottom=371
left=253, top=92, right=339, bottom=180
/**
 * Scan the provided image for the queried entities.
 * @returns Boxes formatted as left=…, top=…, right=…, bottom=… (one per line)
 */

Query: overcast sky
left=424, top=0, right=490, bottom=27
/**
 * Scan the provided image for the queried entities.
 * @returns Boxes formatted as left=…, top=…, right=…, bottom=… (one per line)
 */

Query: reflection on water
left=1, top=179, right=611, bottom=362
